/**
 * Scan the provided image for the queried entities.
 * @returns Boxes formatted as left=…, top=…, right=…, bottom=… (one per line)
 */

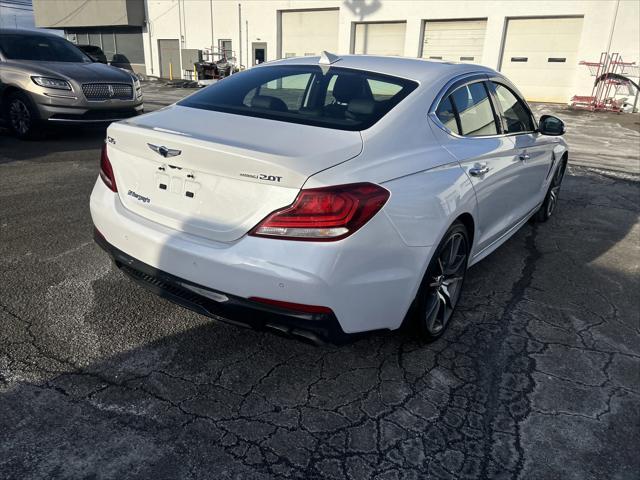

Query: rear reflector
left=249, top=297, right=333, bottom=314
left=249, top=182, right=389, bottom=241
left=99, top=142, right=117, bottom=192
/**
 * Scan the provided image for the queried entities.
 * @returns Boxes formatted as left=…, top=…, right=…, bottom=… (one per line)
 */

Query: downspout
left=181, top=0, right=187, bottom=48
left=177, top=0, right=184, bottom=79
left=143, top=0, right=153, bottom=75
left=238, top=3, right=242, bottom=69
left=209, top=0, right=214, bottom=53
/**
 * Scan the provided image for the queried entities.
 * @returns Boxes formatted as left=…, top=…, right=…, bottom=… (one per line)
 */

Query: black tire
left=411, top=221, right=470, bottom=341
left=533, top=157, right=567, bottom=223
left=4, top=91, right=41, bottom=139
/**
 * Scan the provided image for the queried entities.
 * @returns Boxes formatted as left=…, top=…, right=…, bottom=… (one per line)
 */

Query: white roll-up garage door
left=353, top=22, right=407, bottom=56
left=500, top=17, right=584, bottom=103
left=421, top=20, right=487, bottom=64
left=280, top=9, right=339, bottom=58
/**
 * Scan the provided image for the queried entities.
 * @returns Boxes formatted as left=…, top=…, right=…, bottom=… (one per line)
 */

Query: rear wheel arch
left=410, top=213, right=475, bottom=300
left=455, top=212, right=475, bottom=253
left=402, top=215, right=473, bottom=329
left=407, top=218, right=471, bottom=340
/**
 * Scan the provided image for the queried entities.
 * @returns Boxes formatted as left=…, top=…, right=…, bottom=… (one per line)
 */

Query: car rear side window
left=179, top=65, right=418, bottom=131
left=448, top=83, right=498, bottom=137
left=492, top=83, right=535, bottom=134
left=435, top=96, right=459, bottom=135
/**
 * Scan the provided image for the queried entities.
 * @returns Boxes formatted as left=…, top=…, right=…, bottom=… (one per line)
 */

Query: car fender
left=310, top=142, right=478, bottom=311
left=380, top=159, right=477, bottom=249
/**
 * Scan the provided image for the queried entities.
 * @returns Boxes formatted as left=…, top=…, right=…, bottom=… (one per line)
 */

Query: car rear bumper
left=89, top=179, right=430, bottom=336
left=94, top=229, right=345, bottom=344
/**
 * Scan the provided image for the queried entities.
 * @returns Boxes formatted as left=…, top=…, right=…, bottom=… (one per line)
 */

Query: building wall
left=141, top=0, right=639, bottom=101
left=33, top=0, right=145, bottom=28
left=65, top=27, right=146, bottom=74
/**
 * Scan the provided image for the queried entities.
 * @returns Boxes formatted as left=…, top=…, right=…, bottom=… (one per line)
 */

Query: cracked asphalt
left=0, top=92, right=639, bottom=479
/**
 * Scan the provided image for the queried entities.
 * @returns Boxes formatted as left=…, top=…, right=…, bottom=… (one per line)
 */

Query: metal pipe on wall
left=143, top=0, right=153, bottom=74
left=181, top=0, right=187, bottom=47
left=209, top=0, right=214, bottom=52
left=238, top=3, right=242, bottom=69
left=177, top=0, right=184, bottom=79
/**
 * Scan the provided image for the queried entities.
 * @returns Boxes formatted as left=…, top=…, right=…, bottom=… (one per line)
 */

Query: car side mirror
left=538, top=115, right=565, bottom=136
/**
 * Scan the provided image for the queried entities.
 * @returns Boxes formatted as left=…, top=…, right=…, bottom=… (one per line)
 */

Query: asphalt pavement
left=0, top=85, right=639, bottom=480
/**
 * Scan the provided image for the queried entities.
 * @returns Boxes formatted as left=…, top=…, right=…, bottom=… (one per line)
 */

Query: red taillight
left=249, top=182, right=390, bottom=241
left=99, top=143, right=117, bottom=192
left=249, top=297, right=333, bottom=314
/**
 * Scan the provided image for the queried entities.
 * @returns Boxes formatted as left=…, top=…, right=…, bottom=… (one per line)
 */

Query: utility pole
left=246, top=20, right=249, bottom=67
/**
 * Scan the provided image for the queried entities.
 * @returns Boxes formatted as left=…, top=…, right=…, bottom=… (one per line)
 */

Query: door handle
left=519, top=153, right=530, bottom=161
left=469, top=164, right=490, bottom=177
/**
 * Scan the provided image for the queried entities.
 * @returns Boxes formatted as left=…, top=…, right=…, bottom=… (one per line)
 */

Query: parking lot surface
left=1, top=85, right=639, bottom=479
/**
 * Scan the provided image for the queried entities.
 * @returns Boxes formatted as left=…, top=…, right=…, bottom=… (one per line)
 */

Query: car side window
left=492, top=83, right=535, bottom=134
left=435, top=96, right=460, bottom=135
left=449, top=83, right=498, bottom=137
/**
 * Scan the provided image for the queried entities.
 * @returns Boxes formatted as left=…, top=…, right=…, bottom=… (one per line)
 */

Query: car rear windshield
left=178, top=65, right=418, bottom=131
left=0, top=34, right=90, bottom=63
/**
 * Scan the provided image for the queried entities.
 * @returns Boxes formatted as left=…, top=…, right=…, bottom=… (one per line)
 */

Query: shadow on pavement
left=0, top=166, right=638, bottom=478
left=0, top=125, right=107, bottom=164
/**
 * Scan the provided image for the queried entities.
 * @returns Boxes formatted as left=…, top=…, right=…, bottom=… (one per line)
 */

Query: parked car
left=76, top=44, right=108, bottom=64
left=91, top=53, right=567, bottom=344
left=0, top=29, right=143, bottom=139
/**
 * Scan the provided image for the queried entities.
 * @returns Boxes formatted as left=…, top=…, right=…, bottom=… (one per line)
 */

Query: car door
left=488, top=80, right=555, bottom=214
left=434, top=80, right=533, bottom=253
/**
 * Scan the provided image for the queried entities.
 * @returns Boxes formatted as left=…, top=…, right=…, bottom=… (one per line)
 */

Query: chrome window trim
left=429, top=72, right=539, bottom=139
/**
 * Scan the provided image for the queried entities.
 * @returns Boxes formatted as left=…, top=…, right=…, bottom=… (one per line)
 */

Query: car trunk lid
left=107, top=105, right=363, bottom=242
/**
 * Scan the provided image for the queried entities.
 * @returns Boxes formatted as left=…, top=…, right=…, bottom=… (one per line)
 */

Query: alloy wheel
left=9, top=99, right=31, bottom=136
left=423, top=231, right=468, bottom=335
left=546, top=162, right=566, bottom=217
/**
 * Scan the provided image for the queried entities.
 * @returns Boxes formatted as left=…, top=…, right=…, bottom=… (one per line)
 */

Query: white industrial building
left=35, top=0, right=640, bottom=103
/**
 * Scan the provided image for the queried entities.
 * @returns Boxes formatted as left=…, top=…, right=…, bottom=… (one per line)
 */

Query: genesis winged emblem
left=147, top=143, right=181, bottom=158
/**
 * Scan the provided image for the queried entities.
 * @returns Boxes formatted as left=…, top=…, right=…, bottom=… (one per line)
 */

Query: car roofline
left=259, top=54, right=497, bottom=83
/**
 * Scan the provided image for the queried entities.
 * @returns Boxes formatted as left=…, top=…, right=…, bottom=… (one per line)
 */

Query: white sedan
left=90, top=53, right=568, bottom=343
